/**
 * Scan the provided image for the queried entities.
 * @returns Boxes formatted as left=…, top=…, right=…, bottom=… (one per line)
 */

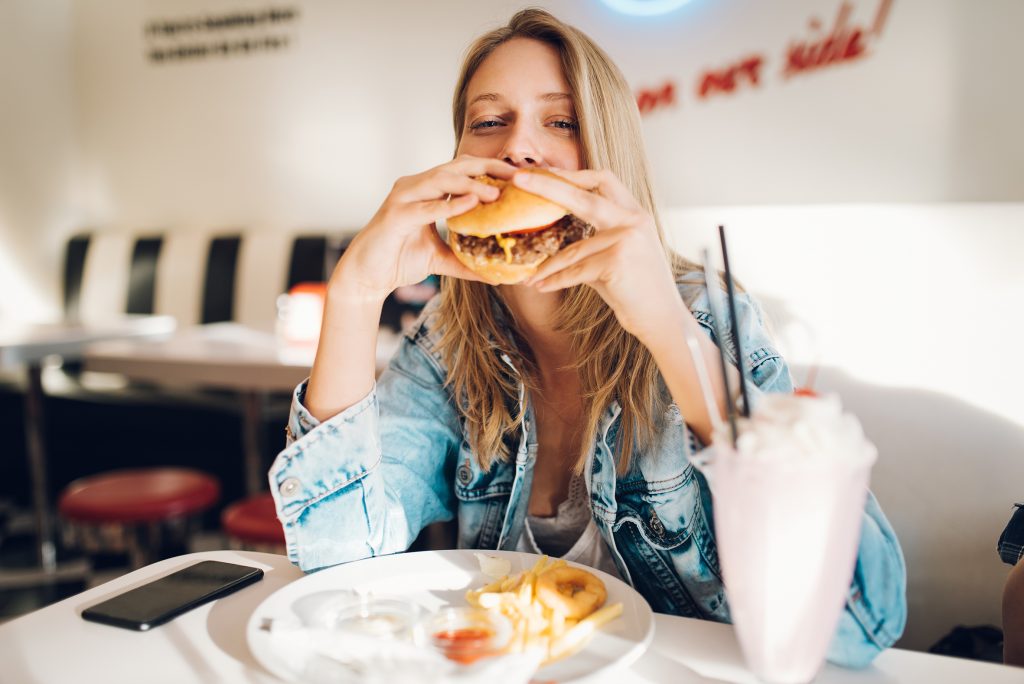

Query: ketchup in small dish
left=423, top=607, right=512, bottom=664
left=433, top=626, right=496, bottom=663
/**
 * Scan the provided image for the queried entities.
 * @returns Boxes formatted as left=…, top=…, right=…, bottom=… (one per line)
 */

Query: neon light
left=599, top=0, right=694, bottom=17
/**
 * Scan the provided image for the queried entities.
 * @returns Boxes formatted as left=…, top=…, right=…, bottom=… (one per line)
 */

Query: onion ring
left=535, top=566, right=607, bottom=620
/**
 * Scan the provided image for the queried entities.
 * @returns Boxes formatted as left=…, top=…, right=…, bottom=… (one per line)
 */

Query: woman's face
left=457, top=38, right=582, bottom=171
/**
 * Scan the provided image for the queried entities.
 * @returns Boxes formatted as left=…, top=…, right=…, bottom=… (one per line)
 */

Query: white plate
left=247, top=549, right=655, bottom=682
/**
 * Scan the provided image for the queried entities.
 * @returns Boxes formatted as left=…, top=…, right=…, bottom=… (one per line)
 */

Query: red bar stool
left=221, top=492, right=285, bottom=553
left=58, top=468, right=220, bottom=569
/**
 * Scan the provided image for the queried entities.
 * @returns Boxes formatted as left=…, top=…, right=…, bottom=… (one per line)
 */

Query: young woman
left=270, top=9, right=906, bottom=667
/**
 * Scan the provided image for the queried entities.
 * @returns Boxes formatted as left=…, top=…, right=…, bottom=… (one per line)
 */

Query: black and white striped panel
left=126, top=236, right=163, bottom=315
left=62, top=233, right=91, bottom=320
left=200, top=235, right=241, bottom=324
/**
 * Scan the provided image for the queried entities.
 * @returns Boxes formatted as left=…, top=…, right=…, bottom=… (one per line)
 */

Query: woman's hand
left=515, top=168, right=735, bottom=442
left=331, top=155, right=516, bottom=304
left=306, top=156, right=513, bottom=421
left=512, top=168, right=682, bottom=344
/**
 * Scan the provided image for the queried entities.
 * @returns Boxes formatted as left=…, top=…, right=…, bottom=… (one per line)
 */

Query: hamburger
left=446, top=169, right=595, bottom=284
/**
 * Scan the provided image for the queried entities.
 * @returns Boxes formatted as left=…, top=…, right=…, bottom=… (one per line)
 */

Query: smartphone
left=81, top=560, right=264, bottom=631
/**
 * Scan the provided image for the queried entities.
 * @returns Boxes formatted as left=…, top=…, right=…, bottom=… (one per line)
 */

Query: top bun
left=447, top=169, right=570, bottom=238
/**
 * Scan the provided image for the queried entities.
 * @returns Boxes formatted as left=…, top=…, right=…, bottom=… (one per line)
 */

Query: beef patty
left=451, top=215, right=595, bottom=264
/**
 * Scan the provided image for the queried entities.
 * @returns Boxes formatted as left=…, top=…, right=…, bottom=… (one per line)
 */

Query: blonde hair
left=438, top=8, right=700, bottom=475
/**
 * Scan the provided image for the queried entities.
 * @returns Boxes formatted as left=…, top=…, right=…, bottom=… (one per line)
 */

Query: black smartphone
left=81, top=560, right=264, bottom=631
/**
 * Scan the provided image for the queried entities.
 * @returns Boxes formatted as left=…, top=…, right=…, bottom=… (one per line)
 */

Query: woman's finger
left=397, top=170, right=499, bottom=204
left=405, top=193, right=481, bottom=225
left=396, top=156, right=515, bottom=203
left=524, top=228, right=624, bottom=284
left=543, top=168, right=640, bottom=210
left=448, top=155, right=518, bottom=181
left=511, top=170, right=632, bottom=230
left=426, top=227, right=493, bottom=282
left=532, top=249, right=613, bottom=292
left=432, top=253, right=491, bottom=282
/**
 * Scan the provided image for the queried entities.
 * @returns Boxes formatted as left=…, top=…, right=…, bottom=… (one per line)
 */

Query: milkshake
left=706, top=392, right=877, bottom=684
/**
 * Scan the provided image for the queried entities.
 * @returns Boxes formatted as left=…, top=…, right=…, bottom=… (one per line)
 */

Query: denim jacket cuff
left=272, top=384, right=380, bottom=522
left=286, top=379, right=319, bottom=444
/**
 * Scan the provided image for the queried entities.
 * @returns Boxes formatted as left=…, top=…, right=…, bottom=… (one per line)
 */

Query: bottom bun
left=448, top=233, right=548, bottom=285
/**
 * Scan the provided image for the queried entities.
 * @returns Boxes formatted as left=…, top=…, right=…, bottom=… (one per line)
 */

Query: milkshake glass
left=698, top=393, right=876, bottom=684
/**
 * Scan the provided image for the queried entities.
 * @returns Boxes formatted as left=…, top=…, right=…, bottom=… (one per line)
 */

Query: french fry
left=465, top=557, right=622, bottom=667
left=549, top=608, right=565, bottom=638
left=549, top=620, right=594, bottom=660
left=481, top=578, right=506, bottom=592
left=538, top=559, right=566, bottom=575
left=517, top=572, right=535, bottom=604
left=465, top=576, right=506, bottom=606
left=580, top=602, right=623, bottom=629
left=548, top=602, right=625, bottom=662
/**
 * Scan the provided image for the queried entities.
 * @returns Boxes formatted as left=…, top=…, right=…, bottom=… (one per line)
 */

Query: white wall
left=66, top=0, right=1024, bottom=230
left=666, top=204, right=1024, bottom=650
left=0, top=0, right=78, bottom=323
left=620, top=0, right=1024, bottom=205
left=1, top=0, right=1023, bottom=653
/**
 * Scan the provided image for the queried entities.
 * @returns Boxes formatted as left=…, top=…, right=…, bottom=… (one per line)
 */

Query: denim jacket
left=269, top=277, right=907, bottom=668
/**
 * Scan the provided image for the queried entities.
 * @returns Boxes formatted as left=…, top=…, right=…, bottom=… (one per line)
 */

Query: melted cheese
left=495, top=234, right=517, bottom=263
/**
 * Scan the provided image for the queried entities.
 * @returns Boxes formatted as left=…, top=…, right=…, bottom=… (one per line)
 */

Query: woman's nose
left=503, top=153, right=538, bottom=167
left=500, top=123, right=542, bottom=168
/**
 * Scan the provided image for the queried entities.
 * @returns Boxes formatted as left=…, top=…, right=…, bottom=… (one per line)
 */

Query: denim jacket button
left=279, top=477, right=301, bottom=497
left=456, top=464, right=473, bottom=486
left=650, top=511, right=665, bottom=536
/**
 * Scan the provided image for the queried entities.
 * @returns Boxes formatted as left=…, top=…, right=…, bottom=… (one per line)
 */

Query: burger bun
left=447, top=169, right=570, bottom=238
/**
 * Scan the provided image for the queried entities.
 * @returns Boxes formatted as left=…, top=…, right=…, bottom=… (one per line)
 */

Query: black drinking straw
left=719, top=225, right=751, bottom=418
left=701, top=248, right=738, bottom=446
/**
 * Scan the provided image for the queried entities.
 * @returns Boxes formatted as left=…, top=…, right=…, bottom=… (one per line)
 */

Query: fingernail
left=513, top=172, right=531, bottom=186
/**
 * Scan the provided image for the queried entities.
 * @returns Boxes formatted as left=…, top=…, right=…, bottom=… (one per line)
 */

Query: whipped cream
left=729, top=393, right=876, bottom=466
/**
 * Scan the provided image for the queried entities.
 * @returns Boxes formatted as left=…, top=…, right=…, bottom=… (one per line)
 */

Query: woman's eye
left=469, top=120, right=503, bottom=131
left=549, top=119, right=579, bottom=132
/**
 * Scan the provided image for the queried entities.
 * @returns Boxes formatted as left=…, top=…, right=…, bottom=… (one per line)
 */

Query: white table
left=0, top=316, right=176, bottom=575
left=84, top=324, right=400, bottom=496
left=0, top=550, right=1019, bottom=683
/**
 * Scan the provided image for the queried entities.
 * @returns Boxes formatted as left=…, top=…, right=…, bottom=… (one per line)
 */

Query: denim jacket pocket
left=613, top=463, right=728, bottom=621
left=453, top=443, right=515, bottom=503
left=616, top=461, right=699, bottom=549
left=453, top=443, right=513, bottom=549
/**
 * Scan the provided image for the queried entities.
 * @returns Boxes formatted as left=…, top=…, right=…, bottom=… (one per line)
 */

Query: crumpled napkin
left=264, top=619, right=543, bottom=684
left=260, top=590, right=543, bottom=684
